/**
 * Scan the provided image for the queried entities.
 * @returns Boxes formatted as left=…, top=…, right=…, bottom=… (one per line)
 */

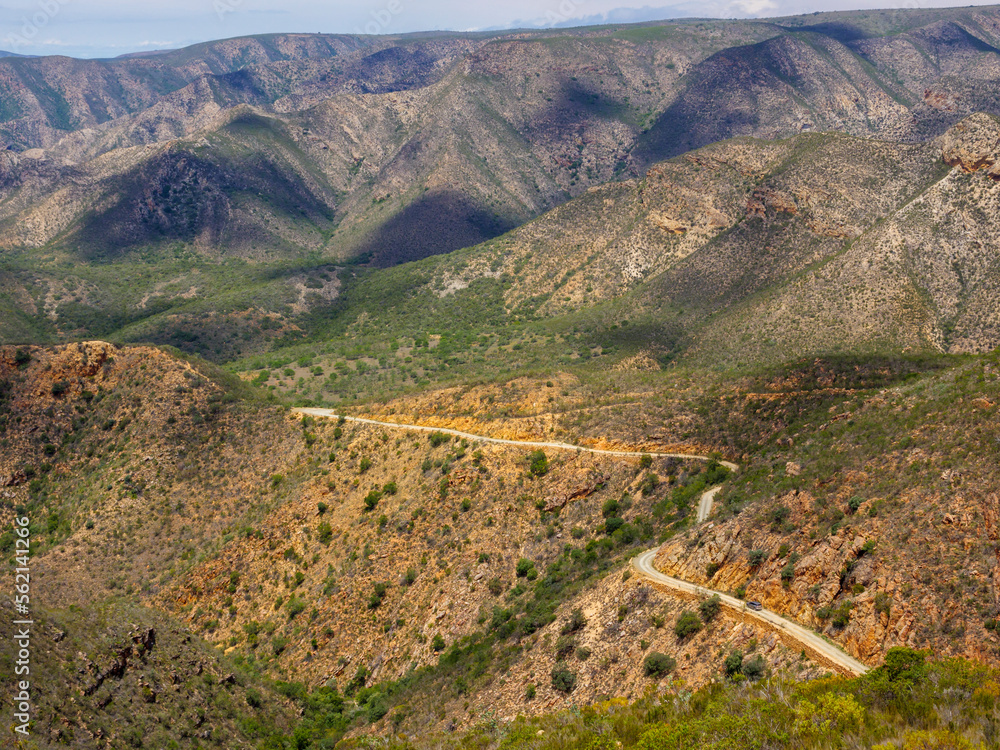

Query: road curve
left=294, top=408, right=739, bottom=469
left=632, top=549, right=869, bottom=676
left=697, top=485, right=722, bottom=523
left=297, top=409, right=859, bottom=672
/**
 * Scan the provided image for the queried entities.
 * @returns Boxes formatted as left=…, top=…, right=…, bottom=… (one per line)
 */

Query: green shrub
left=781, top=560, right=796, bottom=585
left=359, top=457, right=373, bottom=473
left=875, top=591, right=892, bottom=616
left=881, top=646, right=926, bottom=683
left=429, top=432, right=451, bottom=447
left=832, top=601, right=853, bottom=628
left=554, top=634, right=576, bottom=658
left=551, top=663, right=576, bottom=693
left=431, top=634, right=446, bottom=652
left=368, top=582, right=388, bottom=609
left=515, top=558, right=534, bottom=577
left=705, top=562, right=721, bottom=578
left=742, top=654, right=766, bottom=680
left=561, top=608, right=587, bottom=634
left=748, top=549, right=767, bottom=567
left=317, top=522, right=333, bottom=545
left=768, top=505, right=791, bottom=530
left=639, top=454, right=653, bottom=469
left=363, top=490, right=382, bottom=511
left=528, top=450, right=549, bottom=477
left=605, top=516, right=625, bottom=534
left=345, top=666, right=367, bottom=696
left=286, top=598, right=306, bottom=619
left=675, top=610, right=702, bottom=640
left=643, top=652, right=677, bottom=678
left=639, top=473, right=659, bottom=496
left=724, top=650, right=743, bottom=677
left=699, top=595, right=721, bottom=623
left=366, top=696, right=388, bottom=723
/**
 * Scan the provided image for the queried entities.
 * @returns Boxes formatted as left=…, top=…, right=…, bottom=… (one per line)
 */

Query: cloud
left=723, top=0, right=778, bottom=15
left=500, top=4, right=694, bottom=30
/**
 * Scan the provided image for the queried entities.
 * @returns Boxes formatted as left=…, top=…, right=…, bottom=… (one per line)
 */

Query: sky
left=1, top=0, right=997, bottom=58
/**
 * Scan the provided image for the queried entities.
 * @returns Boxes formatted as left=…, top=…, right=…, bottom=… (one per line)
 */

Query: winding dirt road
left=632, top=549, right=869, bottom=676
left=295, top=409, right=739, bottom=469
left=696, top=485, right=722, bottom=523
left=296, top=408, right=867, bottom=674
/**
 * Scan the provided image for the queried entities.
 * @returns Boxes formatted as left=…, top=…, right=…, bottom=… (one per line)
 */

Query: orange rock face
left=941, top=113, right=1000, bottom=176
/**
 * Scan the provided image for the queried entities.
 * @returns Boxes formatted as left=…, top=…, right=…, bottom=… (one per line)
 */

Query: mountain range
left=3, top=5, right=1000, bottom=749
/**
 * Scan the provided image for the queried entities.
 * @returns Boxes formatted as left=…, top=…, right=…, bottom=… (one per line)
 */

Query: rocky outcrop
left=0, top=150, right=20, bottom=188
left=648, top=212, right=688, bottom=234
left=941, top=113, right=1000, bottom=177
left=543, top=471, right=610, bottom=511
left=746, top=188, right=798, bottom=218
left=83, top=627, right=156, bottom=696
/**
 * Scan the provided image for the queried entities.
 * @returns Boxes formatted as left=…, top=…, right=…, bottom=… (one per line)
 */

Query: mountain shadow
left=630, top=39, right=787, bottom=169
left=68, top=145, right=336, bottom=261
left=354, top=190, right=520, bottom=268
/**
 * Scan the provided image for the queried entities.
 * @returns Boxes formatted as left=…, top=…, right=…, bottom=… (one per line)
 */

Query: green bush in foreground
left=272, top=647, right=1000, bottom=749
left=643, top=652, right=677, bottom=678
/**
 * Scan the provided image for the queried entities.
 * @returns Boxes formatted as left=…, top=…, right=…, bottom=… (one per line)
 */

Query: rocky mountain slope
left=4, top=7, right=1000, bottom=358
left=227, top=112, right=1000, bottom=411
left=4, top=341, right=1000, bottom=746
left=0, top=597, right=297, bottom=747
left=0, top=341, right=855, bottom=741
left=0, top=34, right=390, bottom=149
